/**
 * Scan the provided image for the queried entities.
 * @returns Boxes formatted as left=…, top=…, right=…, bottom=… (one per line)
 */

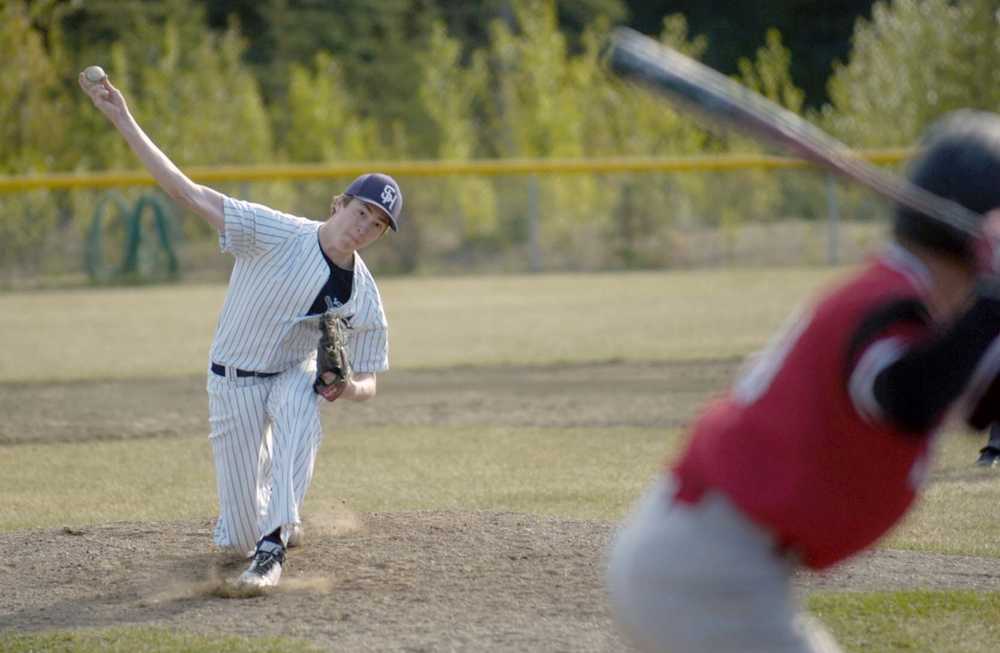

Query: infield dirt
left=3, top=359, right=1000, bottom=651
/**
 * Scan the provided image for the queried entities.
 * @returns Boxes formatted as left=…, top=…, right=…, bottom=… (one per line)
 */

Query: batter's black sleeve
left=866, top=281, right=1000, bottom=434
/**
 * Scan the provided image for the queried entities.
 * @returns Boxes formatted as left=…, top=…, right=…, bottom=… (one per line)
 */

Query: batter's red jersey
left=673, top=249, right=937, bottom=569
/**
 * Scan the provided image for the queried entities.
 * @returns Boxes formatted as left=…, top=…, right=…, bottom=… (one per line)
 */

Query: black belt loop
left=211, top=362, right=280, bottom=379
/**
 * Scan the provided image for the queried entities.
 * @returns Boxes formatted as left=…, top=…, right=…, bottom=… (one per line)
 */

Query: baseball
left=83, top=65, right=106, bottom=83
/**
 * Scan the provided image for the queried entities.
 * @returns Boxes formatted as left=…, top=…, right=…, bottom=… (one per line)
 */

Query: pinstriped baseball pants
left=607, top=475, right=843, bottom=653
left=207, top=357, right=323, bottom=557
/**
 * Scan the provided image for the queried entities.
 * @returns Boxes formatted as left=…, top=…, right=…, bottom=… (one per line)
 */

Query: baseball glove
left=314, top=297, right=352, bottom=397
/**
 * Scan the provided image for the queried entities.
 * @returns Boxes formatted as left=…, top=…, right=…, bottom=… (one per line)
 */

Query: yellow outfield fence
left=0, top=150, right=914, bottom=285
left=0, top=150, right=913, bottom=192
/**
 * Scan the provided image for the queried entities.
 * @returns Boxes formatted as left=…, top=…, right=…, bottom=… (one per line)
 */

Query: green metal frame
left=86, top=192, right=179, bottom=283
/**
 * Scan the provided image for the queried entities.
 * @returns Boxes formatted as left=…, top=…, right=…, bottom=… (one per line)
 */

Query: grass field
left=3, top=267, right=1000, bottom=652
left=0, top=267, right=835, bottom=382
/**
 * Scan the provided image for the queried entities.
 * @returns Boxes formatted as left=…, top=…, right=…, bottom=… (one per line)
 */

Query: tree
left=283, top=52, right=378, bottom=163
left=579, top=14, right=716, bottom=266
left=731, top=29, right=806, bottom=228
left=624, top=0, right=877, bottom=107
left=0, top=0, right=71, bottom=174
left=0, top=0, right=74, bottom=279
left=483, top=0, right=601, bottom=267
left=822, top=0, right=1000, bottom=146
left=418, top=22, right=498, bottom=240
left=737, top=29, right=804, bottom=115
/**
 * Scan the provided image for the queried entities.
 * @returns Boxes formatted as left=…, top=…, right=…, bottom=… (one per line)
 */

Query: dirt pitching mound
left=3, top=509, right=1000, bottom=651
left=0, top=509, right=623, bottom=651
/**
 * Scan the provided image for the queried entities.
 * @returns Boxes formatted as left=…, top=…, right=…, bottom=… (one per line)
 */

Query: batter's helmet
left=894, top=110, right=1000, bottom=263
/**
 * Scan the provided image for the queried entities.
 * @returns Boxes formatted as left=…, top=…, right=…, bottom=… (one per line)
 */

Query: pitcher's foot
left=236, top=540, right=285, bottom=592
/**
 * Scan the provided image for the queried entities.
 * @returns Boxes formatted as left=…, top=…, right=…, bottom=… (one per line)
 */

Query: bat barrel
left=606, top=28, right=982, bottom=238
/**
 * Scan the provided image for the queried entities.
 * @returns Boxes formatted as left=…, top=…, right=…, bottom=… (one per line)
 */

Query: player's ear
left=330, top=194, right=347, bottom=215
left=983, top=208, right=1000, bottom=238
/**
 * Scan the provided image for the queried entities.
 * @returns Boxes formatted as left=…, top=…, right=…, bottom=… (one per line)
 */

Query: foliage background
left=2, top=0, right=999, bottom=283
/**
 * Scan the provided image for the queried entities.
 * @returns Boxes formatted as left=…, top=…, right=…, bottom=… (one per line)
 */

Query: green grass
left=809, top=591, right=1000, bottom=652
left=1, top=437, right=219, bottom=531
left=314, top=424, right=669, bottom=518
left=5, top=267, right=1000, bottom=652
left=0, top=425, right=669, bottom=532
left=892, top=484, right=1000, bottom=558
left=888, top=441, right=1000, bottom=558
left=3, top=423, right=1000, bottom=558
left=0, top=627, right=324, bottom=653
left=5, top=594, right=997, bottom=653
left=0, top=267, right=839, bottom=382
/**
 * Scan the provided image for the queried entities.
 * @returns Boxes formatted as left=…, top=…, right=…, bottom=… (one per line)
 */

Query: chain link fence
left=0, top=155, right=907, bottom=287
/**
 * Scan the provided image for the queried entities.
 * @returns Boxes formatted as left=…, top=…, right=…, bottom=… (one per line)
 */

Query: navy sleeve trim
left=844, top=298, right=930, bottom=379
left=872, top=290, right=1000, bottom=434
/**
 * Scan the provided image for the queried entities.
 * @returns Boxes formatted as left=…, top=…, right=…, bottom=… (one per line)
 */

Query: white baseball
left=83, top=66, right=107, bottom=83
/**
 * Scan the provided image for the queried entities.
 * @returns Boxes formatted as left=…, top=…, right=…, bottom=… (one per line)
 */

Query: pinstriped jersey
left=208, top=197, right=389, bottom=374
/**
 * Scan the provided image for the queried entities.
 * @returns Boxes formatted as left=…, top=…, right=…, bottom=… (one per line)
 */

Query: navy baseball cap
left=345, top=173, right=403, bottom=231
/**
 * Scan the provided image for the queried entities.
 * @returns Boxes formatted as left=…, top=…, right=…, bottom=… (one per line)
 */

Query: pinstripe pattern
left=210, top=197, right=389, bottom=373
left=208, top=374, right=271, bottom=555
left=207, top=196, right=389, bottom=555
left=262, top=358, right=323, bottom=537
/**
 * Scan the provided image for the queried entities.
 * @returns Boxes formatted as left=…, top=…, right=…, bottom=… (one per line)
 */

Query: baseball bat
left=606, top=27, right=981, bottom=237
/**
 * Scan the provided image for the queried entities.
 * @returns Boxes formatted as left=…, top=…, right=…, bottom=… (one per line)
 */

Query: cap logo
left=380, top=185, right=398, bottom=211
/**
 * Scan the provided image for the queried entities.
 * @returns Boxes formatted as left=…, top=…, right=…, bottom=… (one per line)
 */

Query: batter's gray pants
left=607, top=475, right=843, bottom=653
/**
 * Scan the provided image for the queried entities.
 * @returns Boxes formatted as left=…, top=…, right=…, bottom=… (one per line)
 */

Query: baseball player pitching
left=80, top=69, right=401, bottom=592
left=607, top=110, right=1000, bottom=653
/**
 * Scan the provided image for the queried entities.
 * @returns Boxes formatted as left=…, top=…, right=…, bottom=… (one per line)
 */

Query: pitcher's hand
left=317, top=373, right=349, bottom=402
left=79, top=73, right=129, bottom=125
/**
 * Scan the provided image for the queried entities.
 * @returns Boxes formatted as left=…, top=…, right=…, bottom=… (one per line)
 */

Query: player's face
left=329, top=197, right=391, bottom=252
left=932, top=265, right=978, bottom=319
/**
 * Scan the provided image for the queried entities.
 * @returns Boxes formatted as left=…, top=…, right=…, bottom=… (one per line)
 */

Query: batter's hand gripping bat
left=606, top=27, right=982, bottom=238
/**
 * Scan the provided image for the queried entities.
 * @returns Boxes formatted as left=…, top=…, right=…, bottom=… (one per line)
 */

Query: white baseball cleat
left=287, top=523, right=304, bottom=548
left=237, top=540, right=285, bottom=591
